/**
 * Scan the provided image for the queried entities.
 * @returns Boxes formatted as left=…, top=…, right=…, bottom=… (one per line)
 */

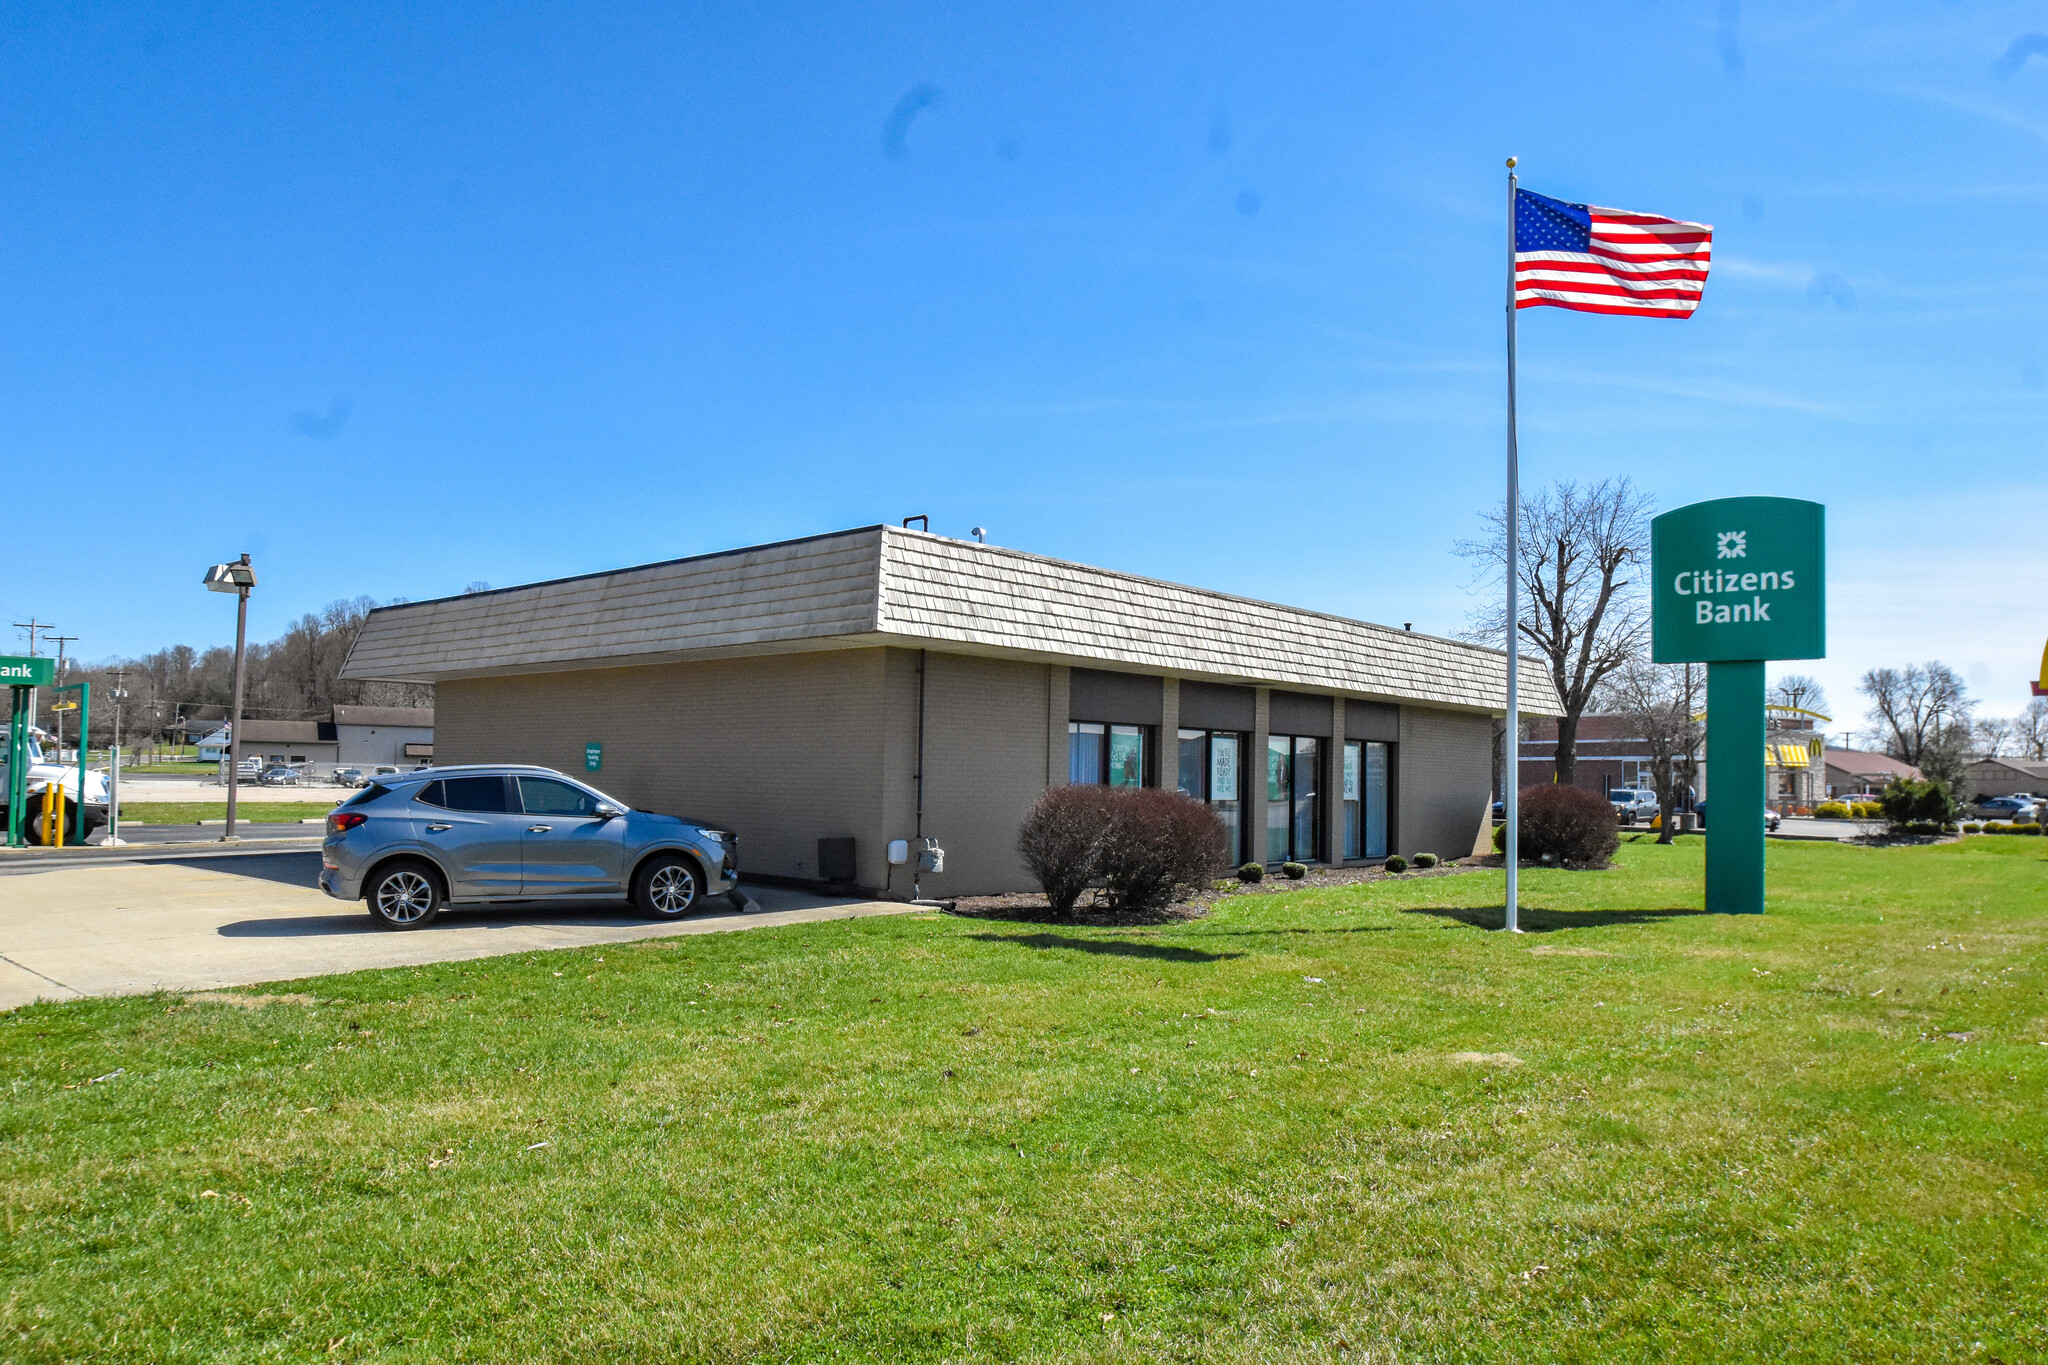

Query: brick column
left=1251, top=687, right=1272, bottom=867
left=1159, top=676, right=1180, bottom=791
left=1045, top=665, right=1070, bottom=788
left=1327, top=695, right=1348, bottom=863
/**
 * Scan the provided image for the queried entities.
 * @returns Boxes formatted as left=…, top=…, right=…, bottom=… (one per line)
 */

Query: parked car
left=257, top=765, right=302, bottom=786
left=1972, top=795, right=2041, bottom=820
left=319, top=764, right=740, bottom=929
left=1609, top=788, right=1660, bottom=823
left=1696, top=802, right=1781, bottom=832
left=331, top=767, right=367, bottom=788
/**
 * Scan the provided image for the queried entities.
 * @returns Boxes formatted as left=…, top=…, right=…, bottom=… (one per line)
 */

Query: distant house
left=1965, top=755, right=2048, bottom=800
left=1824, top=747, right=1921, bottom=797
left=332, top=705, right=434, bottom=767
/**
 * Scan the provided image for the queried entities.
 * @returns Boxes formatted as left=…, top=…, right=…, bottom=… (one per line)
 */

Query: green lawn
left=115, top=760, right=219, bottom=776
left=3, top=836, right=2043, bottom=1362
left=114, top=801, right=337, bottom=825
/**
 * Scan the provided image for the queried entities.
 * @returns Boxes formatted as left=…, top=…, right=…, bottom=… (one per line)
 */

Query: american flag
left=1513, top=188, right=1712, bottom=318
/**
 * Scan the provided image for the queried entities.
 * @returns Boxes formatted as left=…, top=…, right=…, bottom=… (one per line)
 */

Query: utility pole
left=47, top=635, right=78, bottom=754
left=108, top=667, right=128, bottom=845
left=12, top=618, right=53, bottom=746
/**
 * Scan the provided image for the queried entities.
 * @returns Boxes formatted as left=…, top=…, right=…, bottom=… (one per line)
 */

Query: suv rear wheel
left=633, top=854, right=702, bottom=919
left=366, top=859, right=442, bottom=930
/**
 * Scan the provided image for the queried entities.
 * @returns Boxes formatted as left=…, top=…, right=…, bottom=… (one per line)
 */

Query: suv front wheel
left=366, top=860, right=443, bottom=930
left=633, top=854, right=702, bottom=919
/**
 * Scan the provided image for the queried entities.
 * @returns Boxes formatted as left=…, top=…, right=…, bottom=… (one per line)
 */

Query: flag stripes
left=1512, top=189, right=1712, bottom=319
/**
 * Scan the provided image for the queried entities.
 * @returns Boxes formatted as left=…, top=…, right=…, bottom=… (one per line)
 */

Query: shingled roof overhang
left=339, top=526, right=1561, bottom=717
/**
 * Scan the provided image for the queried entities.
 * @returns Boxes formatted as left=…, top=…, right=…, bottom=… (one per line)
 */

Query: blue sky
left=5, top=1, right=2046, bottom=723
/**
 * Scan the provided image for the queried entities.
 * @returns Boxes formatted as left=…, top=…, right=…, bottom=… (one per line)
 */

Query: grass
left=114, top=760, right=219, bottom=776
left=2, top=835, right=2043, bottom=1362
left=112, top=801, right=339, bottom=825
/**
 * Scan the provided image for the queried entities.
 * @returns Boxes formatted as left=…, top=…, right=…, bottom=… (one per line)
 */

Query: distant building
left=333, top=705, right=435, bottom=767
left=1965, top=755, right=2048, bottom=800
left=1519, top=706, right=1824, bottom=810
left=1824, top=747, right=1921, bottom=797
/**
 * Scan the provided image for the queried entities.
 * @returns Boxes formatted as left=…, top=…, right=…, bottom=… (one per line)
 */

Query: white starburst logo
left=1717, top=530, right=1746, bottom=559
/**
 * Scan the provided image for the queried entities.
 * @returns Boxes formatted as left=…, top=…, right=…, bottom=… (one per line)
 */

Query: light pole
left=204, top=554, right=258, bottom=840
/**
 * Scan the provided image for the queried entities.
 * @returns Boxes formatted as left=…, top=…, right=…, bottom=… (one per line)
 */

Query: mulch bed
left=945, top=857, right=1486, bottom=928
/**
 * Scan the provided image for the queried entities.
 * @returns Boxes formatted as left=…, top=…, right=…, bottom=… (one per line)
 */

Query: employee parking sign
left=585, top=742, right=603, bottom=772
left=1652, top=497, right=1825, bottom=663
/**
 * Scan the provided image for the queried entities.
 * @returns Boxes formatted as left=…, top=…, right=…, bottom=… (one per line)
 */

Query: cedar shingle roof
left=340, top=526, right=1560, bottom=715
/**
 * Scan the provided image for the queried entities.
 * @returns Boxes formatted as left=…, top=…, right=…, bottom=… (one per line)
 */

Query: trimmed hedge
left=1383, top=855, right=1408, bottom=874
left=1237, top=862, right=1266, bottom=883
left=1814, top=801, right=1851, bottom=820
left=1281, top=862, right=1308, bottom=880
left=1413, top=852, right=1439, bottom=869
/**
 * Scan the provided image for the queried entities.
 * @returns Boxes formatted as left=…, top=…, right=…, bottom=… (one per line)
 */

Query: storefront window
left=1268, top=734, right=1323, bottom=863
left=1107, top=725, right=1144, bottom=787
left=1365, top=741, right=1389, bottom=858
left=1070, top=721, right=1149, bottom=788
left=1179, top=728, right=1244, bottom=864
left=1068, top=722, right=1104, bottom=784
left=1343, top=741, right=1362, bottom=859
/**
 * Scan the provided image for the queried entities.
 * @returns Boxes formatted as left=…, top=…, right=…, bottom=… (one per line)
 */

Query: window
left=1178, top=729, right=1245, bottom=863
left=1363, top=741, right=1389, bottom=858
left=1267, top=735, right=1321, bottom=863
left=1069, top=722, right=1149, bottom=788
left=417, top=775, right=510, bottom=813
left=517, top=777, right=603, bottom=818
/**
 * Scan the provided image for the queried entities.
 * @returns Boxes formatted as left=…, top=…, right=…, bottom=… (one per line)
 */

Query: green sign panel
left=0, top=656, right=56, bottom=687
left=584, top=742, right=603, bottom=772
left=1651, top=496, right=1825, bottom=663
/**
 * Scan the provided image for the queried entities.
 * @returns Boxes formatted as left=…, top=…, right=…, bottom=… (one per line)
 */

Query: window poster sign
left=1343, top=744, right=1361, bottom=802
left=1210, top=735, right=1238, bottom=802
left=1108, top=728, right=1144, bottom=787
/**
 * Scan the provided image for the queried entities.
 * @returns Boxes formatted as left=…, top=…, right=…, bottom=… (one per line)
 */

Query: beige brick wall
left=896, top=649, right=1061, bottom=898
left=436, top=650, right=892, bottom=886
left=1396, top=705, right=1495, bottom=861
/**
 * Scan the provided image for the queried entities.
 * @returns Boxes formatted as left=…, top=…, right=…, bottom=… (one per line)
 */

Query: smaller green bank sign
left=0, top=656, right=57, bottom=687
left=1651, top=496, right=1825, bottom=663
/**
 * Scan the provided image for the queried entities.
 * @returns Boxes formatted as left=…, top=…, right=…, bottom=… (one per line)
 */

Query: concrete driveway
left=0, top=851, right=915, bottom=1011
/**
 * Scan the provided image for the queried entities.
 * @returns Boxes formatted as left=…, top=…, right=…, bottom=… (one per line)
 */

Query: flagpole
left=1503, top=157, right=1522, bottom=933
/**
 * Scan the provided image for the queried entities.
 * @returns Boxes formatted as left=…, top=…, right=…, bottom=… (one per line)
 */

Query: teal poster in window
left=584, top=742, right=603, bottom=772
left=1108, top=728, right=1144, bottom=787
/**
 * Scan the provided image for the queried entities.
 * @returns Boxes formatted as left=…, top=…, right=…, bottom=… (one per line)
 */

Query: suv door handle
left=425, top=822, right=452, bottom=832
left=528, top=824, right=553, bottom=833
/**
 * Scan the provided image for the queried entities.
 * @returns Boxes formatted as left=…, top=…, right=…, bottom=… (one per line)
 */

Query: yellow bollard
left=40, top=785, right=61, bottom=847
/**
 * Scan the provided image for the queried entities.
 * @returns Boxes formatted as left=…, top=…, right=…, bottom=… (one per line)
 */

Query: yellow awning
left=1769, top=743, right=1810, bottom=769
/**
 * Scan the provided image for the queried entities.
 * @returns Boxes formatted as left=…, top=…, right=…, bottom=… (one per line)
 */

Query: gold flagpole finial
left=1506, top=156, right=1518, bottom=169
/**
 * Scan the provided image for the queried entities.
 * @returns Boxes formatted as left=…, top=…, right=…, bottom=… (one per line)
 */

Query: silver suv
left=319, top=764, right=738, bottom=929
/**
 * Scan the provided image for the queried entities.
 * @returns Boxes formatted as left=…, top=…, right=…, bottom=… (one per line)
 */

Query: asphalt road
left=0, top=851, right=915, bottom=1010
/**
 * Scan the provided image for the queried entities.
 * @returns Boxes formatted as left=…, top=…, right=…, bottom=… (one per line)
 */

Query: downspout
left=914, top=648, right=928, bottom=901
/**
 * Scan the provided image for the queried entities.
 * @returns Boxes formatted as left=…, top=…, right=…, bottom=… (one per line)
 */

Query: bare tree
left=1860, top=662, right=1973, bottom=796
left=1971, top=715, right=2016, bottom=759
left=1770, top=674, right=1829, bottom=718
left=1458, top=477, right=1653, bottom=787
left=2014, top=698, right=2048, bottom=761
left=1599, top=657, right=1703, bottom=844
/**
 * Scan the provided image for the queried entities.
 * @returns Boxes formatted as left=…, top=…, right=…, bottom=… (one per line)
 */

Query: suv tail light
left=328, top=811, right=367, bottom=834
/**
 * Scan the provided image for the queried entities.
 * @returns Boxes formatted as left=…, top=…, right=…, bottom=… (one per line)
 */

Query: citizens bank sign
left=1651, top=497, right=1824, bottom=664
left=0, top=656, right=58, bottom=687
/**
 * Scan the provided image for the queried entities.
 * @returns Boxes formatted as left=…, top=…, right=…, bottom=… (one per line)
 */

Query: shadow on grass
left=1404, top=904, right=1716, bottom=933
left=1193, top=925, right=1396, bottom=938
left=968, top=932, right=1245, bottom=963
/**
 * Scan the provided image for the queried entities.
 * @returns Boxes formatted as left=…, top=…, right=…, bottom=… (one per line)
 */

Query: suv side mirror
left=594, top=803, right=623, bottom=820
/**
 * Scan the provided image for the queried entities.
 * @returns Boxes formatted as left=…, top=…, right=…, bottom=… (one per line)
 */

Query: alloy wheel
left=376, top=871, right=435, bottom=924
left=649, top=864, right=697, bottom=914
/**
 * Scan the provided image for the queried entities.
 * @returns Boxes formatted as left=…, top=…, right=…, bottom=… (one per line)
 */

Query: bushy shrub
left=1984, top=821, right=2044, bottom=836
left=1815, top=801, right=1851, bottom=820
left=1094, top=789, right=1230, bottom=915
left=1962, top=822, right=1982, bottom=833
left=1516, top=784, right=1621, bottom=868
left=1238, top=862, right=1266, bottom=883
left=1850, top=801, right=1881, bottom=820
left=1281, top=861, right=1307, bottom=880
left=1383, top=854, right=1408, bottom=874
left=1413, top=852, right=1438, bottom=869
left=1018, top=785, right=1119, bottom=917
left=1880, top=777, right=1954, bottom=830
left=1019, top=786, right=1225, bottom=916
left=1493, top=822, right=1508, bottom=853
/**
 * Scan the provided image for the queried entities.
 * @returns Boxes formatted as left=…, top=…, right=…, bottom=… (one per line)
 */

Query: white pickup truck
left=2, top=728, right=111, bottom=844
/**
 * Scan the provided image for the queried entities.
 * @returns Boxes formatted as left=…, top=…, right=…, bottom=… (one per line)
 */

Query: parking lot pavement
left=0, top=852, right=918, bottom=1011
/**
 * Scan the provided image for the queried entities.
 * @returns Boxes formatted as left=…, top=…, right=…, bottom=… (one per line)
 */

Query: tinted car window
left=430, top=776, right=510, bottom=813
left=518, top=777, right=602, bottom=818
left=340, top=783, right=392, bottom=808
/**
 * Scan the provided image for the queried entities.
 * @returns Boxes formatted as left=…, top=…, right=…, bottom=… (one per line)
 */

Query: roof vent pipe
left=971, top=526, right=987, bottom=544
left=1404, top=623, right=1413, bottom=631
left=902, top=515, right=929, bottom=532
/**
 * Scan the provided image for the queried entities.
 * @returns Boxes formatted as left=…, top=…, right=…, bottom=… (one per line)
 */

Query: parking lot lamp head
left=203, top=554, right=255, bottom=840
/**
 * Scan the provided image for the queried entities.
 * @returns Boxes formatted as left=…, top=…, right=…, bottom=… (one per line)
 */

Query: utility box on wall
left=817, top=837, right=857, bottom=885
